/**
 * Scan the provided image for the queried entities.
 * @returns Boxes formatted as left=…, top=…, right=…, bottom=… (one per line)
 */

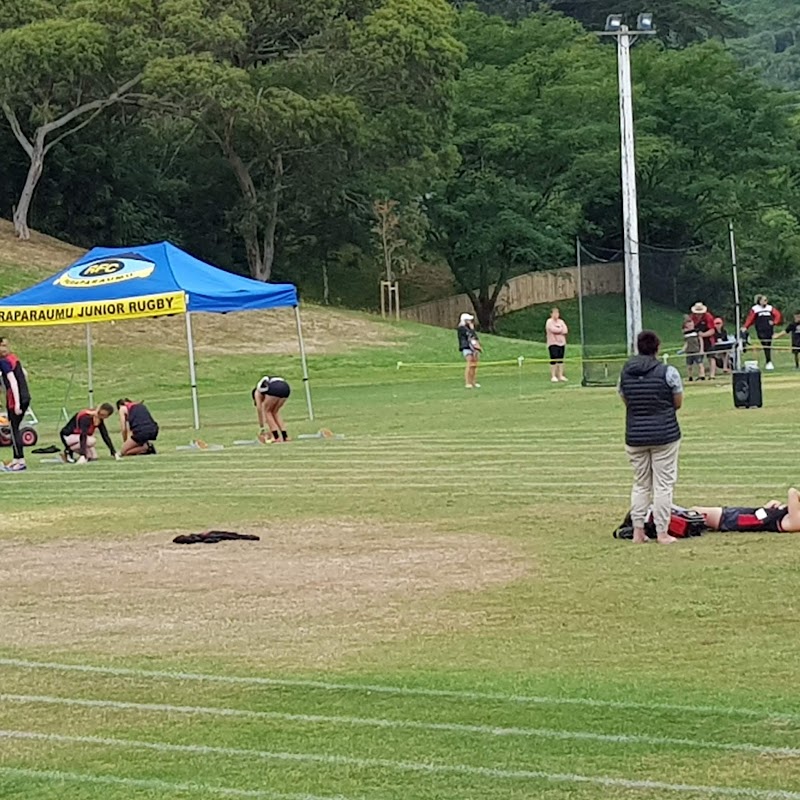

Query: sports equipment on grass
left=175, top=440, right=224, bottom=452
left=297, top=428, right=344, bottom=440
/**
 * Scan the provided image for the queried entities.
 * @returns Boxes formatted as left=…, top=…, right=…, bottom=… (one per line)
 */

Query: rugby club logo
left=55, top=253, right=156, bottom=288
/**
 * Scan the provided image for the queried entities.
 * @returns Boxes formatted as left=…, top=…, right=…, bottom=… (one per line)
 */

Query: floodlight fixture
left=637, top=13, right=654, bottom=32
left=605, top=14, right=624, bottom=32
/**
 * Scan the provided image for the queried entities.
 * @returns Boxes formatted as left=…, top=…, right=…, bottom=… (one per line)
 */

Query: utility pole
left=600, top=14, right=655, bottom=354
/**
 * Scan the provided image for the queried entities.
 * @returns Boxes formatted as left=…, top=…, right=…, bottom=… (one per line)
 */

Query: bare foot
left=632, top=528, right=648, bottom=544
left=657, top=534, right=678, bottom=544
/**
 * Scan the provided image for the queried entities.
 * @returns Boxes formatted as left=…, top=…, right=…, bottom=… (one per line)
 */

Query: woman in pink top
left=545, top=307, right=569, bottom=382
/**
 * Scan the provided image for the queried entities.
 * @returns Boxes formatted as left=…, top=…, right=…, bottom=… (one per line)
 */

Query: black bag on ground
left=173, top=531, right=260, bottom=545
left=613, top=506, right=706, bottom=540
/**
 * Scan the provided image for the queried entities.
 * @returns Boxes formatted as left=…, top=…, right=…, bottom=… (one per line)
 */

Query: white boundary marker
left=0, top=766, right=350, bottom=800
left=1, top=657, right=797, bottom=722
left=1, top=692, right=799, bottom=757
left=2, top=729, right=799, bottom=800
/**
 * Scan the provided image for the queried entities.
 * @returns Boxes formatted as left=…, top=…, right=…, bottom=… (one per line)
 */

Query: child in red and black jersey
left=60, top=404, right=118, bottom=463
left=0, top=336, right=31, bottom=472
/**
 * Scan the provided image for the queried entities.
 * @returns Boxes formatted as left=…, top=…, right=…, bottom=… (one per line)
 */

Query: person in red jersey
left=742, top=294, right=781, bottom=370
left=60, top=404, right=118, bottom=464
left=0, top=336, right=31, bottom=472
left=693, top=488, right=800, bottom=533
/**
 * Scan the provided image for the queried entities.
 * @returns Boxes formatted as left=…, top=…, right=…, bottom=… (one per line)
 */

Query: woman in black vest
left=619, top=331, right=684, bottom=544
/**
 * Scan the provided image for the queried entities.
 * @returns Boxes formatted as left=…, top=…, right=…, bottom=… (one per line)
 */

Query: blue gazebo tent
left=0, top=242, right=313, bottom=426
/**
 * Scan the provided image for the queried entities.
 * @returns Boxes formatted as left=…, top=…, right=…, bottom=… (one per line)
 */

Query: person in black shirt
left=117, top=398, right=159, bottom=456
left=252, top=376, right=291, bottom=443
left=775, top=310, right=800, bottom=369
left=0, top=336, right=31, bottom=472
left=456, top=313, right=481, bottom=389
left=60, top=403, right=118, bottom=464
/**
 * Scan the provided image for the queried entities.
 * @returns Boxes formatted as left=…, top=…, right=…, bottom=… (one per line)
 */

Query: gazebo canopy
left=0, top=243, right=311, bottom=426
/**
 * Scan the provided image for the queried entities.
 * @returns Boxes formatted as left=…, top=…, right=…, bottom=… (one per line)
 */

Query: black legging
left=759, top=336, right=773, bottom=364
left=7, top=401, right=29, bottom=460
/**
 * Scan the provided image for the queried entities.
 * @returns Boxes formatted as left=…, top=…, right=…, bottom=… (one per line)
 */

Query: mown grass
left=1, top=319, right=800, bottom=799
left=2, top=240, right=800, bottom=799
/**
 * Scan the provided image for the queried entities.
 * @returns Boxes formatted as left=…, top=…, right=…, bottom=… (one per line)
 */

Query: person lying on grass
left=117, top=398, right=159, bottom=456
left=692, top=488, right=800, bottom=533
left=252, top=375, right=291, bottom=443
left=60, top=403, right=119, bottom=464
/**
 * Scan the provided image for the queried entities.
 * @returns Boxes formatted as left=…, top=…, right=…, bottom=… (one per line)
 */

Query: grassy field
left=3, top=232, right=800, bottom=799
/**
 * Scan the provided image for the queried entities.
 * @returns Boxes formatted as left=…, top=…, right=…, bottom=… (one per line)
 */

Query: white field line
left=2, top=693, right=800, bottom=757
left=0, top=766, right=349, bottom=800
left=1, top=659, right=798, bottom=723
left=1, top=729, right=799, bottom=800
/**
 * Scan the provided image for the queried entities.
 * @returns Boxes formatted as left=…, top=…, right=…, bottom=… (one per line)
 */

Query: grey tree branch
left=2, top=103, right=33, bottom=158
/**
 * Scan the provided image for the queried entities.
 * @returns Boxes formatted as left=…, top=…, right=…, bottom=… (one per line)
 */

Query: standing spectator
left=742, top=294, right=781, bottom=370
left=681, top=316, right=704, bottom=382
left=690, top=302, right=717, bottom=379
left=456, top=313, right=481, bottom=389
left=0, top=336, right=31, bottom=472
left=775, top=310, right=800, bottom=370
left=619, top=330, right=684, bottom=545
left=545, top=307, right=569, bottom=383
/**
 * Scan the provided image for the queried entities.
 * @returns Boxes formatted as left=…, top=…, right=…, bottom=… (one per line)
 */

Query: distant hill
left=725, top=0, right=800, bottom=89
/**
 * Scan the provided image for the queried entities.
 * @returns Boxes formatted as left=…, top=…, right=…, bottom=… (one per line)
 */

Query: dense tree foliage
left=0, top=0, right=798, bottom=322
left=726, top=0, right=800, bottom=89
left=428, top=10, right=617, bottom=329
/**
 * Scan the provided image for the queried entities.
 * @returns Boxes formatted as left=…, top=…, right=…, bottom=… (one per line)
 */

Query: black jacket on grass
left=619, top=356, right=681, bottom=447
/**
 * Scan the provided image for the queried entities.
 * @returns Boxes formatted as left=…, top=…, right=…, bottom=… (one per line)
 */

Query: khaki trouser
left=625, top=439, right=681, bottom=535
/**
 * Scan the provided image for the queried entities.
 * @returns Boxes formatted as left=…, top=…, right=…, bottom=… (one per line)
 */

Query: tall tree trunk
left=12, top=139, right=44, bottom=240
left=225, top=148, right=283, bottom=282
left=322, top=260, right=330, bottom=304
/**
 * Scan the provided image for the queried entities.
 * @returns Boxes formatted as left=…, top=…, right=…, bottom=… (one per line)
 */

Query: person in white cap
left=456, top=313, right=481, bottom=388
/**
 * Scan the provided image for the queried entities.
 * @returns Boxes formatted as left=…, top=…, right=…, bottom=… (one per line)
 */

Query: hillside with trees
left=725, top=0, right=800, bottom=89
left=1, top=0, right=798, bottom=328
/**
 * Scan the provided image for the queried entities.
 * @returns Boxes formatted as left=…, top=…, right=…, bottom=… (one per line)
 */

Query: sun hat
left=459, top=313, right=474, bottom=325
left=691, top=302, right=707, bottom=314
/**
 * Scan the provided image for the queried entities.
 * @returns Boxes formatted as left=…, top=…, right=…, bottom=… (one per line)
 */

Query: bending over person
left=60, top=403, right=118, bottom=463
left=252, top=375, right=291, bottom=443
left=693, top=487, right=800, bottom=533
left=117, top=398, right=159, bottom=456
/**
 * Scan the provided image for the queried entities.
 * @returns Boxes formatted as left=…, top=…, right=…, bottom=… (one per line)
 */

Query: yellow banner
left=0, top=291, right=186, bottom=327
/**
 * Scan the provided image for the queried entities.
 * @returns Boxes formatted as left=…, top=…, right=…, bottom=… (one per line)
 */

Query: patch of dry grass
left=0, top=219, right=85, bottom=273
left=0, top=219, right=407, bottom=355
left=0, top=521, right=529, bottom=668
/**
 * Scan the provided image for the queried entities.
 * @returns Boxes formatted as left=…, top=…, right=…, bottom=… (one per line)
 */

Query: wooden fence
left=401, top=262, right=623, bottom=329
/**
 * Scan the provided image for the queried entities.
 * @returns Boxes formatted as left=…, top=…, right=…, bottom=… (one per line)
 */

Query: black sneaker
left=146, top=442, right=157, bottom=455
left=63, top=450, right=76, bottom=464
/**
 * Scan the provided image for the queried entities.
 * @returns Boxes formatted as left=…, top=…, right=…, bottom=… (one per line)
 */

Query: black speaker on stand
left=732, top=370, right=762, bottom=408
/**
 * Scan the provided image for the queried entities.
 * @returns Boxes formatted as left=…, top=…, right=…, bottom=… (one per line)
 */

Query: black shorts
left=719, top=506, right=787, bottom=533
left=265, top=379, right=290, bottom=399
left=548, top=345, right=565, bottom=364
left=131, top=424, right=159, bottom=446
left=685, top=354, right=703, bottom=366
